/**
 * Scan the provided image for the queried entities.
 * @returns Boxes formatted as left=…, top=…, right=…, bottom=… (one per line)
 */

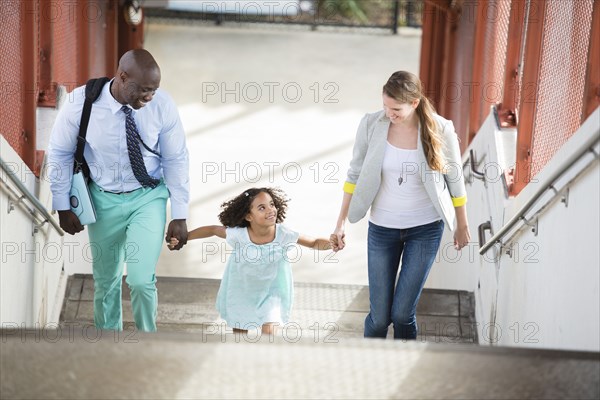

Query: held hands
left=165, top=219, right=188, bottom=251
left=330, top=228, right=346, bottom=252
left=167, top=237, right=179, bottom=250
left=57, top=210, right=84, bottom=235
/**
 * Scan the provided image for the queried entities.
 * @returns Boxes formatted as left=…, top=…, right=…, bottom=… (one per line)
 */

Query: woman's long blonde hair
left=383, top=71, right=445, bottom=171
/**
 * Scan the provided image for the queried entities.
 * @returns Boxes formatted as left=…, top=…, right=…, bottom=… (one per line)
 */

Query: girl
left=332, top=71, right=471, bottom=340
left=170, top=187, right=333, bottom=335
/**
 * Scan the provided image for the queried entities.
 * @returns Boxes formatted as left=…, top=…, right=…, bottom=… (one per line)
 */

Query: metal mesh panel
left=479, top=0, right=512, bottom=124
left=146, top=0, right=420, bottom=30
left=530, top=0, right=593, bottom=178
left=0, top=0, right=24, bottom=155
left=515, top=0, right=531, bottom=120
left=89, top=0, right=110, bottom=78
left=52, top=0, right=80, bottom=88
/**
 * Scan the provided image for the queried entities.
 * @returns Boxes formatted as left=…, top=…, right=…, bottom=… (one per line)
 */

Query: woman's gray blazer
left=344, top=110, right=467, bottom=232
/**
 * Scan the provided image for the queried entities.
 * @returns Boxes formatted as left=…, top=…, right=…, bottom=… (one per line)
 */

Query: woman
left=332, top=71, right=471, bottom=340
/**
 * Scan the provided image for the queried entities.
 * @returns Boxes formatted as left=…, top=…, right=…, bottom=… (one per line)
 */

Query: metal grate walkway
left=60, top=274, right=477, bottom=343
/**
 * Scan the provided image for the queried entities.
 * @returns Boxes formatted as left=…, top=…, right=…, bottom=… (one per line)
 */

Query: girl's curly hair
left=218, top=187, right=289, bottom=228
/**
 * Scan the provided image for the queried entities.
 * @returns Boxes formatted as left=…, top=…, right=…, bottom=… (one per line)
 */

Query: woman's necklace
left=389, top=122, right=418, bottom=187
left=393, top=144, right=405, bottom=187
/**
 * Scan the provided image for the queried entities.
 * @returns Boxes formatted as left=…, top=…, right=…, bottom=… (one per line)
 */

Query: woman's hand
left=453, top=224, right=471, bottom=250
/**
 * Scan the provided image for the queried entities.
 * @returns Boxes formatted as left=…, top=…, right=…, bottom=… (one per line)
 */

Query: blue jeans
left=365, top=220, right=444, bottom=340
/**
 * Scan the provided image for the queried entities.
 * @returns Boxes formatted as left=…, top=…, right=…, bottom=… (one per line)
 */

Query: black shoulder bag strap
left=74, top=77, right=111, bottom=178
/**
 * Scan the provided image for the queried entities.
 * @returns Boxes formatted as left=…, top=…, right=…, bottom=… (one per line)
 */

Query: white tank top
left=369, top=141, right=440, bottom=229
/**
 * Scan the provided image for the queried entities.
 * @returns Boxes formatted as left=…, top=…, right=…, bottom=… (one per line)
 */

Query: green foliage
left=317, top=0, right=373, bottom=24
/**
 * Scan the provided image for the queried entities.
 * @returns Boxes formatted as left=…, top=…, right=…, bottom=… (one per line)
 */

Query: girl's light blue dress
left=216, top=224, right=299, bottom=329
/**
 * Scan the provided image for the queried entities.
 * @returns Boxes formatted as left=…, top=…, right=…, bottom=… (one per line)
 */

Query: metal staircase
left=60, top=274, right=478, bottom=342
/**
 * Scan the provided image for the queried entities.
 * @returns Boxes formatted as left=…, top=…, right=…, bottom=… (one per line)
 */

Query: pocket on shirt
left=138, top=122, right=160, bottom=154
left=82, top=139, right=105, bottom=176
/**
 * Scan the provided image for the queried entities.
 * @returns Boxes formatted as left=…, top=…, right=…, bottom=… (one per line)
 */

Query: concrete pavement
left=144, top=21, right=422, bottom=285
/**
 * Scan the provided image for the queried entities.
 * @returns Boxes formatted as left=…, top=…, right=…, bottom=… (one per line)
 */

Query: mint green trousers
left=88, top=180, right=168, bottom=332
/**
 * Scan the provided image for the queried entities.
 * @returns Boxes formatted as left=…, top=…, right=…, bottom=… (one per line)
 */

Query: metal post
left=406, top=0, right=416, bottom=27
left=118, top=0, right=145, bottom=57
left=392, top=0, right=400, bottom=34
left=583, top=0, right=600, bottom=122
left=21, top=0, right=39, bottom=175
left=497, top=0, right=528, bottom=129
left=513, top=0, right=548, bottom=195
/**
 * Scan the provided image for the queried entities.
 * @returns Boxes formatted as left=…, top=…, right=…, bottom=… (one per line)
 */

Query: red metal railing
left=1, top=1, right=31, bottom=169
left=420, top=0, right=598, bottom=195
left=0, top=0, right=143, bottom=176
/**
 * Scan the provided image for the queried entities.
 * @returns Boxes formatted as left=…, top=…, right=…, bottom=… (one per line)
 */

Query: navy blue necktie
left=121, top=106, right=159, bottom=188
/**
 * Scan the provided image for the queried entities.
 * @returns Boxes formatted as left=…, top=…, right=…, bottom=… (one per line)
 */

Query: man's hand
left=57, top=210, right=84, bottom=235
left=165, top=219, right=188, bottom=251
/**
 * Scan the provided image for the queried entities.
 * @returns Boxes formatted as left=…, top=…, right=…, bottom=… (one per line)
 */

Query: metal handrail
left=479, top=128, right=599, bottom=255
left=469, top=149, right=486, bottom=181
left=0, top=156, right=64, bottom=236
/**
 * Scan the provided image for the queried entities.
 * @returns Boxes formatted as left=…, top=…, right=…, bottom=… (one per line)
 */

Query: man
left=48, top=49, right=189, bottom=332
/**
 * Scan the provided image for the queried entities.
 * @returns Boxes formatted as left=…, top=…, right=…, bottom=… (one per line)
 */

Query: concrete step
left=4, top=276, right=598, bottom=399
left=2, top=328, right=599, bottom=399
left=60, top=274, right=477, bottom=343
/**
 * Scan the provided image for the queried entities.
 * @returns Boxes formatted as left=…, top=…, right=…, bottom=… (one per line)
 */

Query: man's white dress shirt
left=47, top=80, right=190, bottom=219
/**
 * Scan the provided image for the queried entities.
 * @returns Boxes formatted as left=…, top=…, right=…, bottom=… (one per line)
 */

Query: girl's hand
left=329, top=234, right=339, bottom=251
left=453, top=224, right=471, bottom=250
left=167, top=237, right=180, bottom=250
left=331, top=228, right=346, bottom=252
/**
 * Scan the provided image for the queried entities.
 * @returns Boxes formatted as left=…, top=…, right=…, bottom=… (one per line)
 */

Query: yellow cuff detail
left=452, top=196, right=467, bottom=207
left=343, top=181, right=356, bottom=194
